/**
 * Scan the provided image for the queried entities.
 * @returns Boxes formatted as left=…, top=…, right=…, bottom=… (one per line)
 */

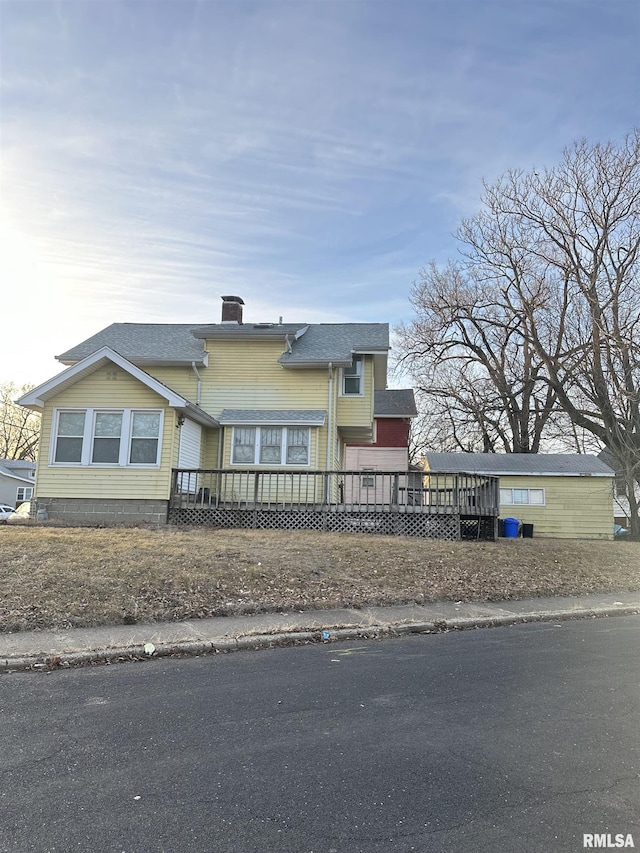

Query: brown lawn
left=1, top=525, right=638, bottom=632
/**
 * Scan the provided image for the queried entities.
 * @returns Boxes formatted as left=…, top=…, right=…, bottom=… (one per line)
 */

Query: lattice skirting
left=167, top=507, right=465, bottom=540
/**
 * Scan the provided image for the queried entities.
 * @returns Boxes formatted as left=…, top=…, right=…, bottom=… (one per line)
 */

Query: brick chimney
left=221, top=295, right=245, bottom=324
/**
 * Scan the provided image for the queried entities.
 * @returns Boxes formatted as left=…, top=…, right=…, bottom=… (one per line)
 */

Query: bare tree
left=398, top=130, right=640, bottom=535
left=397, top=260, right=559, bottom=454
left=0, top=383, right=41, bottom=461
left=461, top=131, right=640, bottom=534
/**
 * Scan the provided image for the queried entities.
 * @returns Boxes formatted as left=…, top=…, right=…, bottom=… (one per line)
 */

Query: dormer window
left=342, top=356, right=363, bottom=395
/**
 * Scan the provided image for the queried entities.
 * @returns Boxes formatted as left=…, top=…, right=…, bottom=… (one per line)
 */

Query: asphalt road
left=1, top=617, right=639, bottom=853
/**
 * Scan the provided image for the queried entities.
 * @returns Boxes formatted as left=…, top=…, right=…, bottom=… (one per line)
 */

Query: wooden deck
left=169, top=469, right=499, bottom=540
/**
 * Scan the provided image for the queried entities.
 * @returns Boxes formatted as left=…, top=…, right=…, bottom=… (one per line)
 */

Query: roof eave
left=56, top=355, right=209, bottom=368
left=17, top=347, right=216, bottom=421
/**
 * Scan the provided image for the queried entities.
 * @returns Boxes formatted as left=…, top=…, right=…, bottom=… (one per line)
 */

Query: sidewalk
left=2, top=590, right=640, bottom=672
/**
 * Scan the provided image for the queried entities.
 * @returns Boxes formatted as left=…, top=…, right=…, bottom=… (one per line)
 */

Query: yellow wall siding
left=35, top=366, right=177, bottom=501
left=202, top=427, right=220, bottom=468
left=199, top=339, right=337, bottom=469
left=499, top=475, right=613, bottom=540
left=335, top=356, right=374, bottom=427
left=147, top=366, right=200, bottom=399
left=198, top=340, right=331, bottom=414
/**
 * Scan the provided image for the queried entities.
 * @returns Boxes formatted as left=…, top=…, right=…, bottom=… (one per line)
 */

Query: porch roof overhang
left=218, top=409, right=326, bottom=426
left=337, top=424, right=375, bottom=443
left=17, top=347, right=220, bottom=429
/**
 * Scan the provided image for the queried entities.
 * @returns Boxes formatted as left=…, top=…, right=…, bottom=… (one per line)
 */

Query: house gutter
left=191, top=362, right=202, bottom=405
left=327, top=362, right=334, bottom=469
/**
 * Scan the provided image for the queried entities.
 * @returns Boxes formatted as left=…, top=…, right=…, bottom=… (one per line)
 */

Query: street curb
left=1, top=605, right=639, bottom=673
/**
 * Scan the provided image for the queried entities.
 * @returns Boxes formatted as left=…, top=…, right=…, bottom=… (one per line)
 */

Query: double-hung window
left=130, top=412, right=162, bottom=463
left=342, top=356, right=363, bottom=395
left=232, top=426, right=310, bottom=465
left=17, top=486, right=33, bottom=502
left=92, top=412, right=123, bottom=463
left=55, top=411, right=86, bottom=463
left=52, top=408, right=163, bottom=467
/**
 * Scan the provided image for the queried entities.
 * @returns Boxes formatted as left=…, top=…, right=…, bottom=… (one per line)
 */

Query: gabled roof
left=0, top=462, right=34, bottom=485
left=56, top=324, right=208, bottom=366
left=374, top=389, right=417, bottom=418
left=218, top=410, right=326, bottom=426
left=18, top=347, right=219, bottom=428
left=425, top=452, right=615, bottom=477
left=0, top=459, right=36, bottom=473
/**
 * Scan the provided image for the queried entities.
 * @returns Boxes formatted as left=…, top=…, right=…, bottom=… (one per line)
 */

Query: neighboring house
left=17, top=296, right=392, bottom=525
left=425, top=453, right=615, bottom=540
left=597, top=447, right=640, bottom=528
left=0, top=459, right=36, bottom=508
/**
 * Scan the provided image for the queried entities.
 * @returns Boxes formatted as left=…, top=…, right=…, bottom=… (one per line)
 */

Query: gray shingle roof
left=0, top=459, right=36, bottom=472
left=278, top=324, right=389, bottom=366
left=426, top=453, right=615, bottom=477
left=56, top=321, right=389, bottom=367
left=191, top=323, right=306, bottom=340
left=57, top=324, right=208, bottom=364
left=218, top=410, right=326, bottom=425
left=0, top=462, right=34, bottom=483
left=374, top=389, right=417, bottom=418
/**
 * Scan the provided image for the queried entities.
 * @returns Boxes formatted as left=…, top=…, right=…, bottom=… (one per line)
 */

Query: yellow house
left=425, top=452, right=615, bottom=540
left=18, top=296, right=391, bottom=525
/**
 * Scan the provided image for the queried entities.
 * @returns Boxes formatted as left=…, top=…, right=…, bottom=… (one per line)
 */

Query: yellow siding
left=200, top=339, right=335, bottom=467
left=33, top=337, right=378, bottom=504
left=35, top=366, right=177, bottom=501
left=147, top=365, right=200, bottom=399
left=335, top=356, right=374, bottom=427
left=199, top=340, right=330, bottom=412
left=202, top=427, right=220, bottom=468
left=499, top=475, right=613, bottom=540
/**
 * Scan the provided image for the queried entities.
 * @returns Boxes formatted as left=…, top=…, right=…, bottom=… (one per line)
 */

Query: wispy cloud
left=1, top=0, right=638, bottom=383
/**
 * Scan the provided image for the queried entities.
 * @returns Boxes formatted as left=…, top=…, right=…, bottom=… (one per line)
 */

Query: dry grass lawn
left=1, top=525, right=639, bottom=633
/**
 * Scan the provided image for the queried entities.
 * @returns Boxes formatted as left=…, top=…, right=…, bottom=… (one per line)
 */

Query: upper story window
left=232, top=426, right=310, bottom=466
left=342, top=355, right=363, bottom=395
left=52, top=408, right=163, bottom=467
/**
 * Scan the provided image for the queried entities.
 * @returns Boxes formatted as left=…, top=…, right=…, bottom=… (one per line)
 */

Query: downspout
left=191, top=362, right=202, bottom=405
left=327, top=363, right=334, bottom=470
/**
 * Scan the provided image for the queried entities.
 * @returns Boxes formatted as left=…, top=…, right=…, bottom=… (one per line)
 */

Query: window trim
left=16, top=486, right=33, bottom=502
left=499, top=487, right=545, bottom=506
left=340, top=355, right=364, bottom=397
left=50, top=407, right=164, bottom=468
left=230, top=426, right=311, bottom=466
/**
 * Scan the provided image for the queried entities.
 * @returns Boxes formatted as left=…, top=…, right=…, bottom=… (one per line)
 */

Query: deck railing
left=170, top=468, right=500, bottom=517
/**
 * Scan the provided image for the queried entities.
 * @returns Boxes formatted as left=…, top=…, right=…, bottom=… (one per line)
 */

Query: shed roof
left=374, top=389, right=417, bottom=418
left=425, top=452, right=614, bottom=477
left=218, top=410, right=326, bottom=426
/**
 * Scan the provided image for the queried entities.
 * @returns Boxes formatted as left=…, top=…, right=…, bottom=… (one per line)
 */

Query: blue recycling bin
left=504, top=517, right=520, bottom=538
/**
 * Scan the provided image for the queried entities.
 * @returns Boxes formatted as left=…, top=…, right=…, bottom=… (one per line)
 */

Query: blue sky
left=1, top=0, right=638, bottom=385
